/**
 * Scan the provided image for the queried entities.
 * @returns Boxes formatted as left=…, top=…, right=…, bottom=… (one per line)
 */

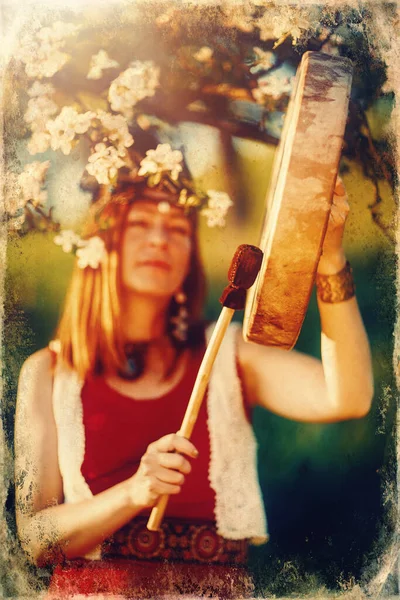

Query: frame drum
left=243, top=51, right=353, bottom=349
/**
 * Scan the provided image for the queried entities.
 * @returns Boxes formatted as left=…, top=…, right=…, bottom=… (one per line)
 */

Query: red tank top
left=80, top=346, right=217, bottom=521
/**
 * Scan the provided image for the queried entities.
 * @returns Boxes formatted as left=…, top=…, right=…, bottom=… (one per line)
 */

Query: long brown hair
left=55, top=185, right=207, bottom=380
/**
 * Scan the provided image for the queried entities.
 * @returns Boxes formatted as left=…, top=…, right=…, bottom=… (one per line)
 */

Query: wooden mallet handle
left=147, top=244, right=263, bottom=532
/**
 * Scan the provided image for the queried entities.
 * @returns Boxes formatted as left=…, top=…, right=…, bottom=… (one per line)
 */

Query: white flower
left=16, top=33, right=70, bottom=79
left=76, top=236, right=106, bottom=269
left=201, top=190, right=233, bottom=228
left=24, top=95, right=58, bottom=127
left=36, top=21, right=80, bottom=44
left=257, top=10, right=310, bottom=44
left=27, top=48, right=70, bottom=79
left=17, top=160, right=50, bottom=206
left=252, top=74, right=292, bottom=103
left=87, top=49, right=119, bottom=80
left=46, top=108, right=77, bottom=154
left=193, top=47, right=213, bottom=62
left=27, top=130, right=51, bottom=155
left=250, top=47, right=275, bottom=74
left=256, top=10, right=279, bottom=41
left=7, top=161, right=50, bottom=211
left=21, top=160, right=50, bottom=183
left=27, top=81, right=55, bottom=97
left=74, top=111, right=96, bottom=134
left=108, top=61, right=160, bottom=118
left=96, top=110, right=134, bottom=150
left=86, top=143, right=126, bottom=185
left=46, top=107, right=94, bottom=155
left=138, top=143, right=183, bottom=181
left=54, top=229, right=81, bottom=253
left=16, top=22, right=79, bottom=79
left=222, top=6, right=255, bottom=33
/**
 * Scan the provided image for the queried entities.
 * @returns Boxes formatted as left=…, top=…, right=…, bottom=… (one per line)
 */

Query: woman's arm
left=15, top=350, right=197, bottom=565
left=237, top=178, right=374, bottom=423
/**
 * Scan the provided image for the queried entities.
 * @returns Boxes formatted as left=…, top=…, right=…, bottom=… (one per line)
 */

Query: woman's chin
left=122, top=279, right=180, bottom=299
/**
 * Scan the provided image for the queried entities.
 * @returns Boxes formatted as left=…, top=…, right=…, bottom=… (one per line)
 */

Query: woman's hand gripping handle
left=129, top=433, right=199, bottom=510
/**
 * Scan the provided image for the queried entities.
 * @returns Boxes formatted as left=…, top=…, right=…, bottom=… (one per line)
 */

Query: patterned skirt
left=47, top=518, right=254, bottom=599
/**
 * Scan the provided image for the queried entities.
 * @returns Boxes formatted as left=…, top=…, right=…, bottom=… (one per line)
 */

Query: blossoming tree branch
left=4, top=3, right=396, bottom=247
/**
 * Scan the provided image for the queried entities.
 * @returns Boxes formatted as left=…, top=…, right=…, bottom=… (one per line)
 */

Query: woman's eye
left=169, top=224, right=190, bottom=235
left=128, top=219, right=150, bottom=228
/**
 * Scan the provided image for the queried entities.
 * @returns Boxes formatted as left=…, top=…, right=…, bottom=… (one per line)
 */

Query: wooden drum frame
left=243, top=51, right=353, bottom=349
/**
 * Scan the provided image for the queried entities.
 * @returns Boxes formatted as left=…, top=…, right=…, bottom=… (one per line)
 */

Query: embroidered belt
left=102, top=517, right=248, bottom=566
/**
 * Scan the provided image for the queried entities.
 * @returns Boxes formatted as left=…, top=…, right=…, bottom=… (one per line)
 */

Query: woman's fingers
left=148, top=433, right=198, bottom=459
left=150, top=477, right=182, bottom=496
left=153, top=464, right=186, bottom=485
left=334, top=175, right=346, bottom=196
left=134, top=433, right=198, bottom=506
left=158, top=452, right=192, bottom=474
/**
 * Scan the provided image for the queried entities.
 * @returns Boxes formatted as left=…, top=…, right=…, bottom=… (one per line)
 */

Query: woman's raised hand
left=128, top=433, right=199, bottom=509
left=317, top=175, right=350, bottom=274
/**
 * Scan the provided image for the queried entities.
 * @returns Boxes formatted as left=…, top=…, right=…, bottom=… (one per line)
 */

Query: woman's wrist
left=119, top=476, right=147, bottom=515
left=317, top=248, right=347, bottom=275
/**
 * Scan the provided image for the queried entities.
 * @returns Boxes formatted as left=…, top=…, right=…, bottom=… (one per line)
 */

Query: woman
left=14, top=151, right=374, bottom=598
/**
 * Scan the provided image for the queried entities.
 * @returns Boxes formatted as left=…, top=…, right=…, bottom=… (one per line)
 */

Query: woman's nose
left=148, top=224, right=169, bottom=247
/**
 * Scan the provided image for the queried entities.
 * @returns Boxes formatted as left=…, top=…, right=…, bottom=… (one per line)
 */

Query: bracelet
left=315, top=260, right=355, bottom=303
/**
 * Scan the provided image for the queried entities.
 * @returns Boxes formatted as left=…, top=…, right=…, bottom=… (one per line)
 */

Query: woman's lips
left=138, top=260, right=172, bottom=271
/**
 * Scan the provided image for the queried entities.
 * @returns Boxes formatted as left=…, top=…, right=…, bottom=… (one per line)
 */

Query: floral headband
left=7, top=138, right=233, bottom=270
left=52, top=142, right=233, bottom=269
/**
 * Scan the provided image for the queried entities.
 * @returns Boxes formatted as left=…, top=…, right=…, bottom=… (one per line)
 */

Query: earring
left=170, top=291, right=189, bottom=342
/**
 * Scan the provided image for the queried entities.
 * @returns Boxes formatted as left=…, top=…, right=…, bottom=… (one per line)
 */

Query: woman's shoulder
left=20, top=346, right=55, bottom=383
left=17, top=348, right=56, bottom=416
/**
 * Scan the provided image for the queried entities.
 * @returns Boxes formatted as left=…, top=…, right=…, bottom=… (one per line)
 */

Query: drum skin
left=243, top=51, right=353, bottom=350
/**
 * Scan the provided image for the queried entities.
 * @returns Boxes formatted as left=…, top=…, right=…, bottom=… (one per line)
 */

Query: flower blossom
left=76, top=236, right=106, bottom=269
left=250, top=47, right=275, bottom=74
left=252, top=74, right=293, bottom=103
left=5, top=161, right=50, bottom=216
left=27, top=131, right=52, bottom=155
left=24, top=81, right=58, bottom=154
left=108, top=61, right=160, bottom=118
left=193, top=47, right=213, bottom=62
left=87, top=49, right=119, bottom=80
left=17, top=160, right=50, bottom=207
left=24, top=94, right=58, bottom=128
left=86, top=143, right=126, bottom=185
left=222, top=5, right=255, bottom=33
left=16, top=22, right=79, bottom=79
left=201, top=190, right=233, bottom=228
left=257, top=10, right=310, bottom=45
left=27, top=81, right=56, bottom=97
left=36, top=21, right=81, bottom=44
left=54, top=229, right=81, bottom=253
left=96, top=110, right=134, bottom=152
left=46, top=107, right=95, bottom=155
left=138, top=143, right=183, bottom=181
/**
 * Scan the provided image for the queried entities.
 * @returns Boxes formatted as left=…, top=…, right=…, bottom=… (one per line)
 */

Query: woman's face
left=120, top=200, right=193, bottom=298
